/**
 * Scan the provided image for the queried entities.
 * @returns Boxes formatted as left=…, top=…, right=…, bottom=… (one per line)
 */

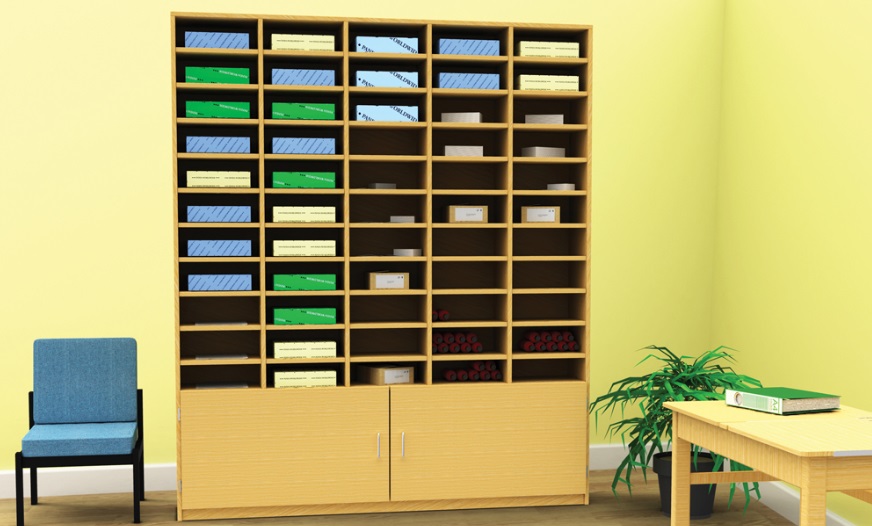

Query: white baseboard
left=0, top=463, right=176, bottom=499
left=0, top=450, right=856, bottom=525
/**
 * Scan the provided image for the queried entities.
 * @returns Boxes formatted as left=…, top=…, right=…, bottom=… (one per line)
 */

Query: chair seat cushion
left=22, top=422, right=138, bottom=457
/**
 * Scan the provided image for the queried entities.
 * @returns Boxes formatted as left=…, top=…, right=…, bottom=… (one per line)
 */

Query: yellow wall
left=714, top=1, right=872, bottom=522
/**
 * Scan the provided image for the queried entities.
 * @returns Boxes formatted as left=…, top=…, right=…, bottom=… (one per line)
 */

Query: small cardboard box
left=368, top=272, right=409, bottom=290
left=358, top=365, right=415, bottom=385
left=272, top=171, right=336, bottom=189
left=356, top=104, right=418, bottom=122
left=185, top=66, right=250, bottom=84
left=188, top=274, right=252, bottom=291
left=521, top=146, right=566, bottom=158
left=525, top=113, right=564, bottom=124
left=273, top=240, right=336, bottom=257
left=271, top=68, right=335, bottom=86
left=517, top=74, right=579, bottom=92
left=448, top=205, right=488, bottom=223
left=272, top=102, right=336, bottom=120
left=185, top=136, right=250, bottom=153
left=274, top=341, right=337, bottom=359
left=518, top=40, right=579, bottom=58
left=186, top=171, right=251, bottom=188
left=184, top=31, right=249, bottom=49
left=274, top=370, right=337, bottom=388
left=438, top=38, right=499, bottom=56
left=187, top=240, right=252, bottom=257
left=355, top=36, right=419, bottom=54
left=437, top=72, right=500, bottom=90
left=185, top=101, right=250, bottom=119
left=355, top=70, right=419, bottom=88
left=441, top=112, right=482, bottom=123
left=274, top=274, right=337, bottom=291
left=186, top=206, right=251, bottom=223
left=273, top=206, right=336, bottom=223
left=521, top=206, right=560, bottom=223
left=272, top=137, right=336, bottom=155
left=274, top=307, right=337, bottom=325
left=444, top=145, right=484, bottom=156
left=272, top=33, right=335, bottom=51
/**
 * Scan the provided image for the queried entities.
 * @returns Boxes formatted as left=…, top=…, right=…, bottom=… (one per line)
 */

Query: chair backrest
left=33, top=338, right=138, bottom=425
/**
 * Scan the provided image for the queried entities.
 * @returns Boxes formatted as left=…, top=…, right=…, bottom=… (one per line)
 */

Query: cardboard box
left=186, top=206, right=251, bottom=223
left=274, top=341, right=337, bottom=359
left=518, top=40, right=579, bottom=58
left=184, top=31, right=249, bottom=49
left=185, top=66, right=250, bottom=84
left=521, top=146, right=566, bottom=158
left=273, top=137, right=336, bottom=155
left=273, top=206, right=336, bottom=223
left=437, top=72, right=500, bottom=90
left=274, top=307, right=337, bottom=325
left=441, top=112, right=482, bottom=123
left=273, top=240, right=336, bottom=257
left=438, top=38, right=499, bottom=56
left=274, top=370, right=337, bottom=388
left=517, top=74, right=579, bottom=92
left=186, top=171, right=251, bottom=188
left=271, top=33, right=335, bottom=51
left=185, top=101, right=250, bottom=119
left=355, top=36, right=419, bottom=54
left=273, top=274, right=337, bottom=291
left=522, top=206, right=560, bottom=223
left=448, top=205, right=488, bottom=223
left=525, top=113, right=564, bottom=124
left=185, top=136, right=251, bottom=153
left=358, top=364, right=415, bottom=385
left=355, top=70, right=419, bottom=88
left=272, top=171, right=336, bottom=189
left=187, top=240, right=252, bottom=257
left=271, top=68, right=335, bottom=86
left=356, top=104, right=418, bottom=122
left=188, top=274, right=252, bottom=291
left=272, top=102, right=336, bottom=120
left=445, top=145, right=484, bottom=156
left=368, top=272, right=410, bottom=290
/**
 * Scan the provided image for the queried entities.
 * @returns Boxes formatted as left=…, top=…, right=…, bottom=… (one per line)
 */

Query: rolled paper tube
left=472, top=342, right=484, bottom=353
left=454, top=332, right=466, bottom=344
left=433, top=333, right=444, bottom=344
left=541, top=331, right=553, bottom=342
left=467, top=369, right=480, bottom=381
left=569, top=341, right=580, bottom=351
left=561, top=331, right=575, bottom=342
left=535, top=341, right=547, bottom=352
left=524, top=330, right=541, bottom=342
left=449, top=342, right=461, bottom=353
left=472, top=361, right=487, bottom=371
left=558, top=341, right=570, bottom=351
left=550, top=331, right=563, bottom=342
left=443, top=369, right=457, bottom=382
left=461, top=342, right=473, bottom=353
left=457, top=369, right=469, bottom=381
left=442, top=332, right=455, bottom=344
left=546, top=341, right=559, bottom=352
left=465, top=332, right=478, bottom=343
left=432, top=310, right=439, bottom=321
left=486, top=360, right=497, bottom=371
left=437, top=309, right=450, bottom=321
left=491, top=370, right=503, bottom=381
left=522, top=341, right=536, bottom=352
left=479, top=370, right=492, bottom=381
left=437, top=342, right=450, bottom=354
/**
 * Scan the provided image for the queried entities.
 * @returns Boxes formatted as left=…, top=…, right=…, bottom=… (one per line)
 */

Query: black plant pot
left=652, top=451, right=721, bottom=520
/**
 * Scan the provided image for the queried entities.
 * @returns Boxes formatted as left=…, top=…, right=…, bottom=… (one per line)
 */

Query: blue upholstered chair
left=14, top=338, right=144, bottom=526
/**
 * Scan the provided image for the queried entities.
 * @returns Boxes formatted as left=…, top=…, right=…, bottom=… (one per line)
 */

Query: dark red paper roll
left=467, top=369, right=480, bottom=382
left=524, top=330, right=541, bottom=342
left=465, top=332, right=478, bottom=343
left=486, top=360, right=497, bottom=371
left=562, top=331, right=575, bottom=342
left=472, top=360, right=487, bottom=371
left=569, top=341, right=580, bottom=351
left=461, top=342, right=473, bottom=353
left=491, top=369, right=503, bottom=381
left=443, top=369, right=457, bottom=382
left=541, top=331, right=553, bottom=342
left=443, top=332, right=455, bottom=344
left=449, top=342, right=461, bottom=353
left=438, top=342, right=450, bottom=354
left=480, top=370, right=492, bottom=381
left=535, top=341, right=547, bottom=352
left=558, top=341, right=570, bottom=351
left=432, top=310, right=438, bottom=321
left=433, top=333, right=444, bottom=344
left=546, top=341, right=559, bottom=352
left=472, top=342, right=483, bottom=353
left=550, top=331, right=563, bottom=342
left=457, top=369, right=469, bottom=381
left=454, top=332, right=466, bottom=344
left=437, top=309, right=450, bottom=321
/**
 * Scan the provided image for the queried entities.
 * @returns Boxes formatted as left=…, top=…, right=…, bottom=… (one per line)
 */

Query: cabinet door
left=179, top=387, right=389, bottom=511
left=390, top=382, right=587, bottom=501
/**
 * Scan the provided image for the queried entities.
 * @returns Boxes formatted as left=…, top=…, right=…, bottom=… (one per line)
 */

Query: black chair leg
left=29, top=466, right=38, bottom=505
left=139, top=451, right=145, bottom=501
left=15, top=452, right=24, bottom=526
left=133, top=456, right=141, bottom=523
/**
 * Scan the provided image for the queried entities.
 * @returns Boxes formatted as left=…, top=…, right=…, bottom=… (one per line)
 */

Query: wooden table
left=665, top=401, right=872, bottom=525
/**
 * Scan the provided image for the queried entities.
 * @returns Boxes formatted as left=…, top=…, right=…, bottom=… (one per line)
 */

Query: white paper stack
left=525, top=114, right=564, bottom=125
left=441, top=112, right=483, bottom=123
left=521, top=146, right=566, bottom=158
left=390, top=215, right=416, bottom=223
left=547, top=183, right=576, bottom=191
left=445, top=145, right=484, bottom=156
left=393, top=248, right=422, bottom=256
left=368, top=182, right=397, bottom=189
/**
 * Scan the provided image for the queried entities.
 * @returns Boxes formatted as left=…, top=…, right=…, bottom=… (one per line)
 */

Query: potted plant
left=589, top=345, right=763, bottom=519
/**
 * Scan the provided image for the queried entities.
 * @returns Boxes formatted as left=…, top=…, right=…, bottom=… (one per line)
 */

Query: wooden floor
left=1, top=470, right=791, bottom=525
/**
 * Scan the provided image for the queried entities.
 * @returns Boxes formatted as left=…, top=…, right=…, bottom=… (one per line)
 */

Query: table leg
left=671, top=412, right=691, bottom=526
left=799, top=457, right=827, bottom=526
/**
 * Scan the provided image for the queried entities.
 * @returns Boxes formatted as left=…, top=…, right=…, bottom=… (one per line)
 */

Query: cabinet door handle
left=401, top=432, right=405, bottom=457
left=377, top=432, right=381, bottom=458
